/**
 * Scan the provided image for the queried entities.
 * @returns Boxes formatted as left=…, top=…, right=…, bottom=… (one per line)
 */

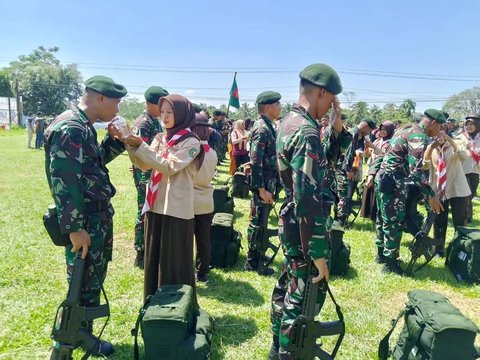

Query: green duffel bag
left=379, top=289, right=480, bottom=360
left=176, top=309, right=214, bottom=360
left=329, top=221, right=351, bottom=276
left=446, top=226, right=480, bottom=284
left=224, top=229, right=241, bottom=268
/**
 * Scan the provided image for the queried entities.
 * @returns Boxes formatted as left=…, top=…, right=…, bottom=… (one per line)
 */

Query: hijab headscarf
left=380, top=120, right=395, bottom=140
left=158, top=94, right=204, bottom=168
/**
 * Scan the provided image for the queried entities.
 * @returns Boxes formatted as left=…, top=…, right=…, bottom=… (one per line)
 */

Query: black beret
left=213, top=110, right=225, bottom=116
left=341, top=114, right=348, bottom=120
left=364, top=119, right=377, bottom=129
left=144, top=86, right=169, bottom=104
left=256, top=91, right=282, bottom=105
left=424, top=109, right=446, bottom=124
left=441, top=111, right=450, bottom=121
left=299, top=63, right=343, bottom=95
left=447, top=117, right=457, bottom=123
left=84, top=75, right=127, bottom=98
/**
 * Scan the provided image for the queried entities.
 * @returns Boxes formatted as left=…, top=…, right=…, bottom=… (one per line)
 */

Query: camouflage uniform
left=270, top=105, right=348, bottom=358
left=245, top=115, right=279, bottom=269
left=375, top=124, right=434, bottom=259
left=131, top=111, right=162, bottom=252
left=44, top=106, right=125, bottom=307
left=334, top=125, right=362, bottom=226
left=212, top=119, right=229, bottom=163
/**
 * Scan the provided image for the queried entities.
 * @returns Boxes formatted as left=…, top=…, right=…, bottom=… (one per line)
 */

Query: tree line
left=1, top=46, right=479, bottom=124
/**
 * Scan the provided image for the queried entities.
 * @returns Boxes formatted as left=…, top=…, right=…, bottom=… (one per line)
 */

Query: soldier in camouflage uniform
left=211, top=110, right=229, bottom=163
left=244, top=91, right=282, bottom=276
left=269, top=64, right=346, bottom=360
left=131, top=86, right=169, bottom=268
left=334, top=119, right=376, bottom=226
left=375, top=109, right=445, bottom=274
left=44, top=75, right=127, bottom=356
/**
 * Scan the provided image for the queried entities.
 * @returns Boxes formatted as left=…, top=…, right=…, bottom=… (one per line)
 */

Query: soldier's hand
left=366, top=175, right=374, bottom=189
left=346, top=171, right=355, bottom=181
left=428, top=196, right=444, bottom=215
left=123, top=134, right=143, bottom=148
left=313, top=258, right=329, bottom=283
left=259, top=188, right=273, bottom=204
left=70, top=229, right=91, bottom=259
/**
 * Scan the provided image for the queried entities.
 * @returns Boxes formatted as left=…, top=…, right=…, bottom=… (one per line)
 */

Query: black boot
left=134, top=250, right=144, bottom=269
left=267, top=336, right=279, bottom=360
left=244, top=251, right=259, bottom=272
left=382, top=257, right=404, bottom=275
left=90, top=338, right=115, bottom=357
left=375, top=247, right=386, bottom=264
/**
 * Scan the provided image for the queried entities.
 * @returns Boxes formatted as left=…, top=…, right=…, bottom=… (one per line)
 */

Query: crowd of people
left=42, top=65, right=479, bottom=358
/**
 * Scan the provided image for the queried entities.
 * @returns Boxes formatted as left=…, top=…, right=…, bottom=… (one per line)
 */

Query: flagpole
left=226, top=72, right=237, bottom=118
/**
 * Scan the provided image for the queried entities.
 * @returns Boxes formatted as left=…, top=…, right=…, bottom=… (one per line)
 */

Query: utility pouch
left=380, top=173, right=395, bottom=194
left=43, top=205, right=71, bottom=247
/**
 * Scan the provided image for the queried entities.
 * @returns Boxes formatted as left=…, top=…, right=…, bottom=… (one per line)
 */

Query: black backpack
left=231, top=171, right=249, bottom=198
left=213, top=186, right=234, bottom=215
left=379, top=289, right=479, bottom=360
left=446, top=226, right=480, bottom=283
left=209, top=213, right=241, bottom=268
left=329, top=221, right=351, bottom=276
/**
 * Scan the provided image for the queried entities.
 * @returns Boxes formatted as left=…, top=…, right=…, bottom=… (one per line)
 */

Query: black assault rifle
left=50, top=253, right=110, bottom=360
left=257, top=203, right=280, bottom=275
left=404, top=211, right=443, bottom=276
left=287, top=262, right=345, bottom=359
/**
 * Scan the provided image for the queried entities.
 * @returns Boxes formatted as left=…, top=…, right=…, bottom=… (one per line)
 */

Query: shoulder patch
left=189, top=147, right=198, bottom=158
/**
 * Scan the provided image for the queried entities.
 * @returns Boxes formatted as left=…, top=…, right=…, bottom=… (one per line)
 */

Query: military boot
left=382, top=257, right=404, bottom=275
left=375, top=247, right=386, bottom=264
left=134, top=250, right=144, bottom=269
left=267, top=336, right=279, bottom=360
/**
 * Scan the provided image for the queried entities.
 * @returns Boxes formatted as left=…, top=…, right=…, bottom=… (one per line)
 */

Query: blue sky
left=1, top=0, right=479, bottom=111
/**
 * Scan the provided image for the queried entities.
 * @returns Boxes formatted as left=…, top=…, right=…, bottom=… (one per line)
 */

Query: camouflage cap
left=144, top=86, right=169, bottom=104
left=424, top=109, right=446, bottom=123
left=256, top=91, right=282, bottom=105
left=84, top=75, right=127, bottom=98
left=299, top=63, right=343, bottom=95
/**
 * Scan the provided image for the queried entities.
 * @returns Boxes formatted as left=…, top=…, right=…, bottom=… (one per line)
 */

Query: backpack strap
left=378, top=309, right=405, bottom=360
left=325, top=284, right=345, bottom=358
left=132, top=295, right=153, bottom=360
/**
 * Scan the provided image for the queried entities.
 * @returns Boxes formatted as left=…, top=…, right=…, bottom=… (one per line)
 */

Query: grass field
left=0, top=128, right=479, bottom=360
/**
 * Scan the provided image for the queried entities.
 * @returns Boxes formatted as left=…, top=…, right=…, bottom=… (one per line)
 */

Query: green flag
left=229, top=73, right=240, bottom=109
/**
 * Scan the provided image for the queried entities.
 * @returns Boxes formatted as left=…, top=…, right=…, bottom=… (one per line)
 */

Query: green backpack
left=379, top=289, right=479, bottom=360
left=329, top=221, right=351, bottom=276
left=446, top=226, right=480, bottom=283
left=133, top=285, right=213, bottom=360
left=210, top=213, right=241, bottom=268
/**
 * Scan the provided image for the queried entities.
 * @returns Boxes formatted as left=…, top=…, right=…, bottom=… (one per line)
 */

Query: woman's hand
left=122, top=134, right=143, bottom=148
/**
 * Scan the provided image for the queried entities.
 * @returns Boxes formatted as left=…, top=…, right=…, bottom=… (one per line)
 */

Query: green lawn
left=0, top=128, right=479, bottom=360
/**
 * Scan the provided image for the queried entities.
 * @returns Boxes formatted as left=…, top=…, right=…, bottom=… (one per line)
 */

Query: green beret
left=299, top=63, right=343, bottom=95
left=447, top=117, right=457, bottom=123
left=364, top=119, right=377, bottom=129
left=465, top=114, right=480, bottom=121
left=256, top=91, right=282, bottom=105
left=213, top=110, right=225, bottom=117
left=424, top=109, right=446, bottom=123
left=192, top=103, right=203, bottom=113
left=84, top=75, right=127, bottom=98
left=144, top=86, right=169, bottom=104
left=441, top=111, right=450, bottom=121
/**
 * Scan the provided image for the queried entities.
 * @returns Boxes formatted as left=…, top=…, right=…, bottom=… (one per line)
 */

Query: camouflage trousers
left=375, top=176, right=406, bottom=259
left=214, top=139, right=227, bottom=163
left=133, top=168, right=149, bottom=251
left=246, top=193, right=272, bottom=262
left=65, top=210, right=113, bottom=307
left=333, top=168, right=353, bottom=226
left=270, top=209, right=328, bottom=358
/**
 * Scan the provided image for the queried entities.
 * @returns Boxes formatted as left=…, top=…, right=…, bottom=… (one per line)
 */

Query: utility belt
left=84, top=200, right=111, bottom=214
